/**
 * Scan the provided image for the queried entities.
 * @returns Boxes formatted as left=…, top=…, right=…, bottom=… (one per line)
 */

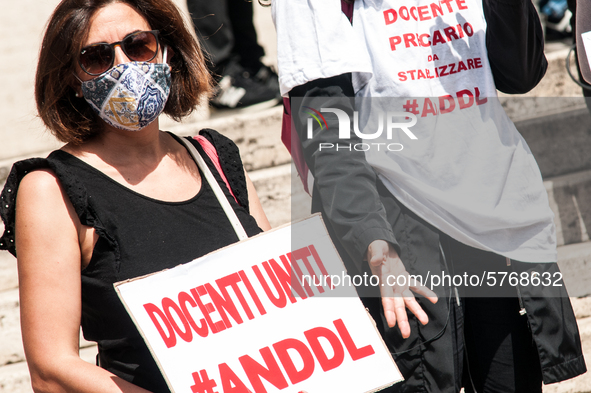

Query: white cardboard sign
left=115, top=214, right=402, bottom=393
left=581, top=31, right=591, bottom=80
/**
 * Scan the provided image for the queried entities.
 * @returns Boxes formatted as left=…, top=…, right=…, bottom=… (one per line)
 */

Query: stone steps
left=515, top=106, right=591, bottom=179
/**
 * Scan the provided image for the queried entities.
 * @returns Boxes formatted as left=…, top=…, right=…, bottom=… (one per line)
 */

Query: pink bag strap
left=193, top=135, right=239, bottom=205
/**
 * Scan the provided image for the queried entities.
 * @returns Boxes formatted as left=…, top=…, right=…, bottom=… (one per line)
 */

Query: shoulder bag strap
left=179, top=137, right=248, bottom=241
left=193, top=135, right=239, bottom=204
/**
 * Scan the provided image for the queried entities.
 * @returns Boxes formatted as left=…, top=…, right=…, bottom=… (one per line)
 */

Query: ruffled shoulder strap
left=1, top=158, right=51, bottom=256
left=0, top=152, right=100, bottom=257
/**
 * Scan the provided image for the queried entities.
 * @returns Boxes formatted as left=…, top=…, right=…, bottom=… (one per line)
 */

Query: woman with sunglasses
left=0, top=0, right=271, bottom=392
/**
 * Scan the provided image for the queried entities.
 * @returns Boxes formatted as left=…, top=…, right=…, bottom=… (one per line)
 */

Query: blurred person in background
left=186, top=0, right=281, bottom=110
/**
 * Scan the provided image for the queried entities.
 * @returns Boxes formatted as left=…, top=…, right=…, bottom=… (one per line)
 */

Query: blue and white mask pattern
left=81, top=60, right=171, bottom=131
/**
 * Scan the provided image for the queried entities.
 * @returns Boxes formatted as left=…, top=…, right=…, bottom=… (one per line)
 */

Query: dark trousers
left=446, top=237, right=543, bottom=393
left=186, top=0, right=265, bottom=73
left=462, top=297, right=543, bottom=392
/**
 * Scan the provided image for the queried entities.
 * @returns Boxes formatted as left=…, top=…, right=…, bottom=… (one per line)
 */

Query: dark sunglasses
left=78, top=30, right=160, bottom=76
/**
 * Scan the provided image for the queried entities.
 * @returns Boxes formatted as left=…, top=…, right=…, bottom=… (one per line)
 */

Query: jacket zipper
left=507, top=257, right=527, bottom=315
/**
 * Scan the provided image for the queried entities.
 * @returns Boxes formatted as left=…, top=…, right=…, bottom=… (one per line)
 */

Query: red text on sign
left=143, top=244, right=334, bottom=348
left=389, top=23, right=474, bottom=51
left=383, top=0, right=469, bottom=25
left=189, top=318, right=375, bottom=393
left=402, top=87, right=488, bottom=118
left=397, top=57, right=482, bottom=82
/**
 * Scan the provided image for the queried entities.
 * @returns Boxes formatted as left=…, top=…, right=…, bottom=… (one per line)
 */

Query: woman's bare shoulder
left=16, top=168, right=76, bottom=226
left=18, top=168, right=63, bottom=196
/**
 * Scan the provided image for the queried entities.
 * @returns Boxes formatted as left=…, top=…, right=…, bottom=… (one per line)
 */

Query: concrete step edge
left=163, top=106, right=283, bottom=137
left=557, top=240, right=591, bottom=298
left=545, top=169, right=591, bottom=247
left=249, top=162, right=291, bottom=183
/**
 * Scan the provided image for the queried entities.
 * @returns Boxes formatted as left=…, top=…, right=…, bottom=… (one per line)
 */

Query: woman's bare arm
left=15, top=169, right=151, bottom=393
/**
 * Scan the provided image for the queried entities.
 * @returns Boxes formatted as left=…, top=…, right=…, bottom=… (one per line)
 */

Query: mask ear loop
left=72, top=72, right=84, bottom=98
left=162, top=45, right=168, bottom=64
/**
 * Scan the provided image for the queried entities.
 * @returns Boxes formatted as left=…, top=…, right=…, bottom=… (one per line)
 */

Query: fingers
left=382, top=295, right=411, bottom=338
left=381, top=296, right=397, bottom=328
left=394, top=296, right=411, bottom=338
left=382, top=289, right=432, bottom=338
left=366, top=240, right=437, bottom=338
left=402, top=292, right=429, bottom=326
left=409, top=284, right=439, bottom=304
left=373, top=252, right=436, bottom=339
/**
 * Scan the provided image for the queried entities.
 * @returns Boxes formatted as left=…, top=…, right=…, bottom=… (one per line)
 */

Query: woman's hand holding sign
left=367, top=240, right=438, bottom=339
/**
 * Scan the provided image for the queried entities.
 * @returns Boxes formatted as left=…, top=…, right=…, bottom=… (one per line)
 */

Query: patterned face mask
left=81, top=54, right=171, bottom=131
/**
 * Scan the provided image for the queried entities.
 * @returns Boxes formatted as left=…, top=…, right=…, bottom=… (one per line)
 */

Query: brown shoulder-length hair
left=35, top=0, right=212, bottom=144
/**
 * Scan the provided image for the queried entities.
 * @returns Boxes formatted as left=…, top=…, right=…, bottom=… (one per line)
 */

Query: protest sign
left=115, top=214, right=402, bottom=393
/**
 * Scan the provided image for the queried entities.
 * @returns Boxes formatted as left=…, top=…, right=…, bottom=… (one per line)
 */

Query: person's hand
left=366, top=240, right=438, bottom=339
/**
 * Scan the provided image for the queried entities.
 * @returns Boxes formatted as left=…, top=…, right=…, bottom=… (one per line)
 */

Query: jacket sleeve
left=483, top=0, right=548, bottom=94
left=289, top=74, right=399, bottom=273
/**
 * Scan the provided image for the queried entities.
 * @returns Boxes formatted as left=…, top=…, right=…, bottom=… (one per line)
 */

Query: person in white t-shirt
left=273, top=1, right=586, bottom=392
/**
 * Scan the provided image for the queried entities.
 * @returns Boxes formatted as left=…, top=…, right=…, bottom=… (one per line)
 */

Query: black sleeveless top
left=0, top=130, right=262, bottom=392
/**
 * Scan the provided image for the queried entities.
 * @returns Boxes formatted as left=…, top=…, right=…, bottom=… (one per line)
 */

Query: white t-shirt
left=272, top=1, right=373, bottom=96
left=273, top=0, right=556, bottom=263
